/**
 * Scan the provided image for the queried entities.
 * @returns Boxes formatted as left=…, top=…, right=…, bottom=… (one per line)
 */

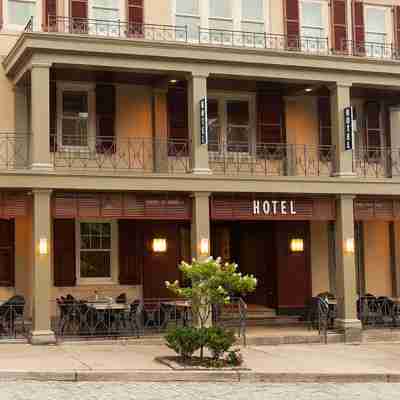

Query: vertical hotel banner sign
left=200, top=97, right=208, bottom=145
left=344, top=106, right=353, bottom=151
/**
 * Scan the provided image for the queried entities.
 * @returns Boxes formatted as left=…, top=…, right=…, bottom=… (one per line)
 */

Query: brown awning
left=0, top=192, right=30, bottom=218
left=354, top=198, right=400, bottom=221
left=52, top=192, right=191, bottom=220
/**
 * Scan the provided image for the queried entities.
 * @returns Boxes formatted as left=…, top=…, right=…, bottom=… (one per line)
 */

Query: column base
left=334, top=319, right=362, bottom=343
left=332, top=172, right=357, bottom=178
left=191, top=168, right=212, bottom=175
left=29, top=330, right=57, bottom=345
left=30, top=163, right=53, bottom=171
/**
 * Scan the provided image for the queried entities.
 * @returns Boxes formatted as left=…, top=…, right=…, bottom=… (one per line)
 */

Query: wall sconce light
left=39, top=238, right=48, bottom=255
left=345, top=238, right=355, bottom=254
left=290, top=238, right=304, bottom=253
left=152, top=238, right=167, bottom=253
left=200, top=238, right=210, bottom=256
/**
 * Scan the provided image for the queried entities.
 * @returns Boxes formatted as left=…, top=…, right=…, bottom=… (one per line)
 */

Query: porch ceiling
left=5, top=32, right=400, bottom=89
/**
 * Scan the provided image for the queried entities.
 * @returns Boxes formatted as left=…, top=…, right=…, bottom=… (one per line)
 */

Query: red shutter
left=53, top=219, right=76, bottom=287
left=284, top=0, right=300, bottom=50
left=318, top=97, right=331, bottom=146
left=352, top=0, right=365, bottom=56
left=395, top=6, right=400, bottom=55
left=119, top=220, right=143, bottom=285
left=70, top=0, right=88, bottom=33
left=128, top=0, right=144, bottom=36
left=44, top=0, right=57, bottom=31
left=331, top=0, right=347, bottom=53
left=96, top=85, right=116, bottom=154
left=365, top=102, right=382, bottom=148
left=257, top=94, right=285, bottom=144
left=0, top=220, right=14, bottom=287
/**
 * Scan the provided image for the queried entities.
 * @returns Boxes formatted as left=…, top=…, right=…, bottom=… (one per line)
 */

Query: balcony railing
left=0, top=133, right=30, bottom=170
left=51, top=135, right=191, bottom=174
left=353, top=147, right=400, bottom=178
left=209, top=142, right=335, bottom=177
left=15, top=16, right=396, bottom=60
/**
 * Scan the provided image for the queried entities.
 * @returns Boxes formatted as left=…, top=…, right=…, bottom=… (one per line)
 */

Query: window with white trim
left=175, top=0, right=200, bottom=40
left=364, top=6, right=392, bottom=57
left=241, top=0, right=264, bottom=33
left=209, top=0, right=233, bottom=31
left=57, top=83, right=95, bottom=151
left=7, top=0, right=36, bottom=27
left=89, top=0, right=121, bottom=35
left=300, top=0, right=325, bottom=38
left=78, top=221, right=117, bottom=282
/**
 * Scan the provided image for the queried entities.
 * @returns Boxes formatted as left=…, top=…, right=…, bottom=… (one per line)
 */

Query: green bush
left=206, top=327, right=236, bottom=360
left=226, top=349, right=243, bottom=366
left=165, top=327, right=204, bottom=360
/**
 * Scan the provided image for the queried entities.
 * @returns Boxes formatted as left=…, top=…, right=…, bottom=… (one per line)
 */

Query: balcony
left=0, top=133, right=30, bottom=170
left=22, top=16, right=400, bottom=61
left=209, top=142, right=335, bottom=177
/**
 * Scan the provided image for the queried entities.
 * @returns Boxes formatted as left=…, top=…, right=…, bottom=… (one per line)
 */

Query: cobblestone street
left=1, top=382, right=400, bottom=400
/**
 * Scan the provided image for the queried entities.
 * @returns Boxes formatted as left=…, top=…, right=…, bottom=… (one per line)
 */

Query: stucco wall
left=364, top=221, right=392, bottom=297
left=310, top=221, right=330, bottom=296
left=146, top=0, right=172, bottom=25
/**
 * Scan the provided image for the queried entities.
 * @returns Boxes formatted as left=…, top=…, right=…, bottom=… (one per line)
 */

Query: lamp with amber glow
left=39, top=238, right=48, bottom=255
left=200, top=238, right=210, bottom=256
left=344, top=238, right=355, bottom=254
left=152, top=238, right=167, bottom=253
left=290, top=238, right=304, bottom=253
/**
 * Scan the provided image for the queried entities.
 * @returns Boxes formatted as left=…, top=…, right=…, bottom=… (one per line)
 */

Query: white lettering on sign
left=252, top=200, right=297, bottom=216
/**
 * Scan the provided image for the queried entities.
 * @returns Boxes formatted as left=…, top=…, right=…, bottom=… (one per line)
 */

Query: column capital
left=31, top=189, right=53, bottom=197
left=190, top=72, right=210, bottom=80
left=30, top=62, right=52, bottom=70
left=336, top=194, right=356, bottom=201
left=191, top=192, right=211, bottom=199
left=329, top=82, right=353, bottom=91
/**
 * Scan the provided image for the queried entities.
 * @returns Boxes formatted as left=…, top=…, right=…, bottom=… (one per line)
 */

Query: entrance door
left=143, top=224, right=182, bottom=299
left=236, top=223, right=276, bottom=307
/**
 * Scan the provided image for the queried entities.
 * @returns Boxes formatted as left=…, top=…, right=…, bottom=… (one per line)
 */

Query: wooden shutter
left=50, top=81, right=57, bottom=152
left=128, top=0, right=144, bottom=36
left=365, top=102, right=382, bottom=148
left=44, top=0, right=57, bottom=31
left=394, top=6, right=400, bottom=55
left=352, top=0, right=365, bottom=55
left=0, top=220, right=14, bottom=287
left=70, top=0, right=87, bottom=18
left=0, top=0, right=3, bottom=31
left=331, top=0, right=347, bottom=53
left=96, top=85, right=116, bottom=154
left=257, top=94, right=285, bottom=144
left=53, top=219, right=76, bottom=287
left=119, top=220, right=142, bottom=285
left=284, top=0, right=300, bottom=50
left=318, top=97, right=332, bottom=146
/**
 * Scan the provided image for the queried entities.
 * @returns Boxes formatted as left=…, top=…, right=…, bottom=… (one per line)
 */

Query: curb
left=0, top=370, right=399, bottom=383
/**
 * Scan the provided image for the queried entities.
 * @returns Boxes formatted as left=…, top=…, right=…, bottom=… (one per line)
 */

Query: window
left=57, top=83, right=95, bottom=151
left=364, top=6, right=392, bottom=58
left=176, top=0, right=200, bottom=40
left=209, top=0, right=233, bottom=31
left=7, top=0, right=36, bottom=27
left=90, top=0, right=120, bottom=35
left=78, top=221, right=116, bottom=282
left=241, top=0, right=264, bottom=33
left=300, top=0, right=328, bottom=51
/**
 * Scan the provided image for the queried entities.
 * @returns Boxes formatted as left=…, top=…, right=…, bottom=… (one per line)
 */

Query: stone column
left=153, top=86, right=169, bottom=173
left=390, top=106, right=400, bottom=177
left=14, top=85, right=30, bottom=168
left=191, top=192, right=211, bottom=261
left=330, top=83, right=355, bottom=177
left=30, top=63, right=52, bottom=170
left=335, top=195, right=362, bottom=342
left=188, top=73, right=210, bottom=174
left=30, top=189, right=56, bottom=345
left=391, top=222, right=400, bottom=298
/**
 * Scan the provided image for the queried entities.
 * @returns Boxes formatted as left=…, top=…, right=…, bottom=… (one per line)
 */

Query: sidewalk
left=0, top=342, right=400, bottom=383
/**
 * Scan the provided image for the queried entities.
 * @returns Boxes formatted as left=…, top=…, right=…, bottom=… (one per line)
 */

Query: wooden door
left=276, top=221, right=311, bottom=313
left=237, top=223, right=276, bottom=307
left=0, top=219, right=14, bottom=287
left=143, top=223, right=182, bottom=299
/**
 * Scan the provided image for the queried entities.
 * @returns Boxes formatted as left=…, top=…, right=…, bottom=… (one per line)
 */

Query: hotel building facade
left=0, top=0, right=399, bottom=343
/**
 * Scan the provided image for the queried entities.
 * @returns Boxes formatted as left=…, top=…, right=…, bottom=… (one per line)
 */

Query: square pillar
left=191, top=192, right=211, bottom=261
left=330, top=83, right=355, bottom=177
left=153, top=86, right=169, bottom=173
left=334, top=195, right=362, bottom=342
left=30, top=63, right=52, bottom=170
left=390, top=106, right=400, bottom=177
left=188, top=73, right=211, bottom=174
left=30, top=189, right=56, bottom=345
left=14, top=85, right=30, bottom=168
left=391, top=222, right=400, bottom=298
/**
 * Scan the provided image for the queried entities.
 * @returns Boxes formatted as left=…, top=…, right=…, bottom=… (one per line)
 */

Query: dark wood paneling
left=0, top=220, right=14, bottom=287
left=354, top=199, right=400, bottom=221
left=276, top=222, right=311, bottom=309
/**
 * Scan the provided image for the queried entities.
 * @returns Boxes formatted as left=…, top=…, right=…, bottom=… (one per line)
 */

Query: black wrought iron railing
left=50, top=135, right=191, bottom=174
left=353, top=147, right=400, bottom=178
left=340, top=40, right=400, bottom=60
left=209, top=142, right=335, bottom=177
left=0, top=303, right=26, bottom=339
left=358, top=296, right=400, bottom=329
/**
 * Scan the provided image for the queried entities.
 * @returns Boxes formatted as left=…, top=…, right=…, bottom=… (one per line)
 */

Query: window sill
left=77, top=279, right=117, bottom=286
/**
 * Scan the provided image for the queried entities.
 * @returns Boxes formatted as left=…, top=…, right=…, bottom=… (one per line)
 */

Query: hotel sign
left=253, top=200, right=297, bottom=216
left=344, top=107, right=353, bottom=151
left=200, top=97, right=208, bottom=145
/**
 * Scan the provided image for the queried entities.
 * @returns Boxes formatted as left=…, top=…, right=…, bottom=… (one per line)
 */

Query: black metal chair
left=0, top=295, right=25, bottom=338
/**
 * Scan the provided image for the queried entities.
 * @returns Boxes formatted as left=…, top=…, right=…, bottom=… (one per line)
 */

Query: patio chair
left=0, top=295, right=25, bottom=337
left=143, top=300, right=162, bottom=330
left=127, top=300, right=142, bottom=337
left=358, top=295, right=379, bottom=327
left=376, top=297, right=394, bottom=327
